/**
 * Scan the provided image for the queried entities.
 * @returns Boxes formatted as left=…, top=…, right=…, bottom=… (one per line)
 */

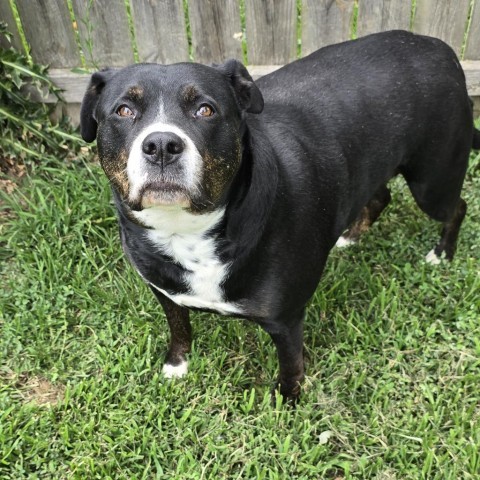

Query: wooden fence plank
left=37, top=60, right=480, bottom=106
left=245, top=0, right=297, bottom=65
left=301, top=0, right=354, bottom=56
left=72, top=0, right=134, bottom=68
left=248, top=64, right=282, bottom=79
left=130, top=0, right=189, bottom=64
left=462, top=61, right=480, bottom=96
left=413, top=0, right=471, bottom=55
left=0, top=0, right=22, bottom=50
left=14, top=0, right=79, bottom=68
left=465, top=1, right=480, bottom=61
left=9, top=0, right=480, bottom=129
left=357, top=0, right=411, bottom=37
left=188, top=0, right=242, bottom=63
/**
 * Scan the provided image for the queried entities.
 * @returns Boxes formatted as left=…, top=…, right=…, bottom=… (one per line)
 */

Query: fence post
left=130, top=0, right=189, bottom=64
left=245, top=0, right=297, bottom=65
left=14, top=0, right=79, bottom=68
left=413, top=0, right=471, bottom=56
left=188, top=0, right=243, bottom=63
left=0, top=0, right=22, bottom=51
left=357, top=0, right=411, bottom=37
left=302, top=0, right=355, bottom=56
left=71, top=0, right=134, bottom=68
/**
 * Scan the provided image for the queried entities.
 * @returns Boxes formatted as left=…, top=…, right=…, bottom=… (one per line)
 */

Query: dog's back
left=255, top=30, right=474, bottom=239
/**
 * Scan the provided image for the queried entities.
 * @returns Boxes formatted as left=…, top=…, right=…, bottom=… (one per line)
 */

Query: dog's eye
left=117, top=105, right=135, bottom=118
left=195, top=104, right=215, bottom=118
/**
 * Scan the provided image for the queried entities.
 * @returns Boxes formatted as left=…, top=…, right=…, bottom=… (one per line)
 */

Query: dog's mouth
left=130, top=181, right=191, bottom=211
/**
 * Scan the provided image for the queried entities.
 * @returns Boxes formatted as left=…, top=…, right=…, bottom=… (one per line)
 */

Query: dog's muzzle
left=126, top=123, right=203, bottom=209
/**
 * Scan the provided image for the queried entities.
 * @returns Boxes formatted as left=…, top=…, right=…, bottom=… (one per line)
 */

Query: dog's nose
left=142, top=132, right=185, bottom=165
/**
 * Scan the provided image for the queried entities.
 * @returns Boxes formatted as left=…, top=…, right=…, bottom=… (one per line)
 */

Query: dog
left=81, top=30, right=480, bottom=402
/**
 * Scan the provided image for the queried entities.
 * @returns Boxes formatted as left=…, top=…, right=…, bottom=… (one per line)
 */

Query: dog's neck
left=219, top=122, right=279, bottom=262
left=130, top=205, right=224, bottom=238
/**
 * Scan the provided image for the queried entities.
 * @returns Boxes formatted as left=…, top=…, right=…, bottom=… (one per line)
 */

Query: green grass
left=1, top=140, right=480, bottom=479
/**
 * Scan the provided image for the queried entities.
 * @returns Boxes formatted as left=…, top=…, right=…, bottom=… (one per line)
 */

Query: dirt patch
left=0, top=154, right=26, bottom=220
left=1, top=370, right=65, bottom=407
left=20, top=376, right=65, bottom=406
left=0, top=155, right=25, bottom=186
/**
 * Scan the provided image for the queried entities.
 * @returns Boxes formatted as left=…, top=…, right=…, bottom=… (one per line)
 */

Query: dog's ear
left=215, top=59, right=264, bottom=114
left=80, top=69, right=116, bottom=142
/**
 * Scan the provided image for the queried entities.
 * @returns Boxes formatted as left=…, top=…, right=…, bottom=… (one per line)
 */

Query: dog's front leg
left=151, top=288, right=192, bottom=378
left=265, top=311, right=305, bottom=403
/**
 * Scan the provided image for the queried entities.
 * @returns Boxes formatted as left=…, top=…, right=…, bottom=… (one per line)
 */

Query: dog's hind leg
left=425, top=198, right=467, bottom=264
left=402, top=135, right=469, bottom=264
left=400, top=120, right=472, bottom=264
left=403, top=167, right=468, bottom=264
left=336, top=184, right=391, bottom=247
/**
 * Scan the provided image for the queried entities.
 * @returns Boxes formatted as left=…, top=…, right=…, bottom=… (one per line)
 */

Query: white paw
left=335, top=236, right=357, bottom=248
left=425, top=249, right=442, bottom=265
left=162, top=360, right=188, bottom=379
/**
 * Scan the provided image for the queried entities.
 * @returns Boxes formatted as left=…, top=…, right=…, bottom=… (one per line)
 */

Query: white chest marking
left=132, top=207, right=242, bottom=315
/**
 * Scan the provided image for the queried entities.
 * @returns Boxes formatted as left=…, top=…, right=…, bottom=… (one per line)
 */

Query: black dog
left=81, top=30, right=480, bottom=401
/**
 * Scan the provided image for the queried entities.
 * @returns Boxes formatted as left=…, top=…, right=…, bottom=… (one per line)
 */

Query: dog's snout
left=142, top=131, right=185, bottom=165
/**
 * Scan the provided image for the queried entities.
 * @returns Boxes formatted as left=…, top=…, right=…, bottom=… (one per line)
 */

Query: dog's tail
left=473, top=128, right=480, bottom=150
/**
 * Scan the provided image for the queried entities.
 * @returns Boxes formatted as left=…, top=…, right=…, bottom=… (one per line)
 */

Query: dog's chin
left=129, top=184, right=192, bottom=211
left=142, top=189, right=191, bottom=208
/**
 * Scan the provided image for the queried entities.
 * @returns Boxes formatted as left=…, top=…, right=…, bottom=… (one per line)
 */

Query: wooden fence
left=1, top=0, right=479, bottom=123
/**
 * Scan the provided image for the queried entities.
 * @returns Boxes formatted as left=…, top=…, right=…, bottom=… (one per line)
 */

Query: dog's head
left=81, top=60, right=263, bottom=214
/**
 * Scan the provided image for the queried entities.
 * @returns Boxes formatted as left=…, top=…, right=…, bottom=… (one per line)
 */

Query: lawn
left=1, top=137, right=479, bottom=479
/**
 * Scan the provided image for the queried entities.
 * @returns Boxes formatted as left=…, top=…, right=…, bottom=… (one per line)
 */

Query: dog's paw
left=335, top=236, right=357, bottom=248
left=162, top=360, right=188, bottom=379
left=425, top=249, right=445, bottom=265
left=271, top=378, right=302, bottom=407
